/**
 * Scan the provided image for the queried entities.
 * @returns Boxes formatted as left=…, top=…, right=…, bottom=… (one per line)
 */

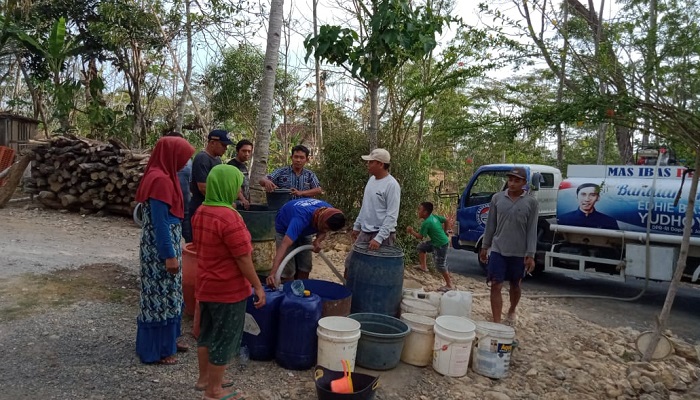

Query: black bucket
left=266, top=189, right=292, bottom=210
left=314, top=365, right=379, bottom=400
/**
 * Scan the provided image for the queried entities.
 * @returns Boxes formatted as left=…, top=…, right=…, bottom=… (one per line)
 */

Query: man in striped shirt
left=259, top=145, right=322, bottom=199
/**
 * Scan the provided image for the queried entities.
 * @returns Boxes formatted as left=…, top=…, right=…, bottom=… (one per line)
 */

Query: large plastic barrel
left=238, top=204, right=277, bottom=275
left=345, top=243, right=404, bottom=316
left=241, top=287, right=285, bottom=361
left=276, top=291, right=322, bottom=370
left=182, top=243, right=198, bottom=316
left=283, top=279, right=352, bottom=317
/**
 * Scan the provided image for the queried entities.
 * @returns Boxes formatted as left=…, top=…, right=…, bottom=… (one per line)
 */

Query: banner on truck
left=557, top=177, right=700, bottom=236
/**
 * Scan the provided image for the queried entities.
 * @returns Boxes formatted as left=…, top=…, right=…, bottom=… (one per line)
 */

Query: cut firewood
left=26, top=136, right=150, bottom=215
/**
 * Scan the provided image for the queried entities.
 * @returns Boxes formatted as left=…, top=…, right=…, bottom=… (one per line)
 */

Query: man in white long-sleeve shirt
left=350, top=148, right=401, bottom=251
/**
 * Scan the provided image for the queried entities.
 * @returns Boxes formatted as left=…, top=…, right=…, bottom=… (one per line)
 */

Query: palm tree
left=250, top=0, right=284, bottom=203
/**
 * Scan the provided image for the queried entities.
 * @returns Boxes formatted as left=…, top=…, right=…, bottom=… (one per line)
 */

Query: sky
left=187, top=0, right=482, bottom=106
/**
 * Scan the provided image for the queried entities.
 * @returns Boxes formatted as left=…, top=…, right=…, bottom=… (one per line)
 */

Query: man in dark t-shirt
left=227, top=139, right=253, bottom=210
left=187, top=130, right=232, bottom=242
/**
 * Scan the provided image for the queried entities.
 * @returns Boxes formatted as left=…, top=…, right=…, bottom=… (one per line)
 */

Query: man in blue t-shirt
left=558, top=183, right=618, bottom=230
left=266, top=198, right=345, bottom=287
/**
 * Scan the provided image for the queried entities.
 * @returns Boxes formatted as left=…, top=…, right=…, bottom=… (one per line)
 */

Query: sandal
left=202, top=391, right=245, bottom=400
left=195, top=380, right=235, bottom=391
left=504, top=313, right=518, bottom=327
left=156, top=356, right=178, bottom=365
left=177, top=342, right=190, bottom=353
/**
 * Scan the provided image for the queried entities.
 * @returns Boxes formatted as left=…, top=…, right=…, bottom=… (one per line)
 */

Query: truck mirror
left=530, top=172, right=542, bottom=191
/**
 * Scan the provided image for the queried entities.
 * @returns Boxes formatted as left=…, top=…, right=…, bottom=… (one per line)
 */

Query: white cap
left=361, top=148, right=391, bottom=164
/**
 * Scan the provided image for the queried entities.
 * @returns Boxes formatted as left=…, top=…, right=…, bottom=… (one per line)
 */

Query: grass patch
left=0, top=263, right=139, bottom=322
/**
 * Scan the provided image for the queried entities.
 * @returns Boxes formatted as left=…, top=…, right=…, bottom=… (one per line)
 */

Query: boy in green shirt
left=407, top=202, right=454, bottom=292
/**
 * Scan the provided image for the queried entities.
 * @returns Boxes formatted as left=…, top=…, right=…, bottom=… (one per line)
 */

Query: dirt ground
left=1, top=200, right=699, bottom=400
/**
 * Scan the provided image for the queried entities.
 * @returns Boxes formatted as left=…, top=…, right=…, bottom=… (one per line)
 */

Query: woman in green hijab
left=191, top=164, right=266, bottom=399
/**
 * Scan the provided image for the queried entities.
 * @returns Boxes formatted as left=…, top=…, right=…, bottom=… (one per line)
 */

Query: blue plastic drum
left=275, top=291, right=323, bottom=370
left=345, top=243, right=404, bottom=316
left=241, top=287, right=285, bottom=361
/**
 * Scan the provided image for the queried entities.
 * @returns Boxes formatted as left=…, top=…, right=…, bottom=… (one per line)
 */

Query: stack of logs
left=24, top=135, right=149, bottom=216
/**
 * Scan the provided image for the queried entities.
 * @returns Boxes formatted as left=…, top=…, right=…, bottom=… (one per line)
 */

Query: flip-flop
left=504, top=313, right=518, bottom=327
left=201, top=391, right=244, bottom=400
left=176, top=342, right=190, bottom=353
left=156, top=356, right=178, bottom=365
left=413, top=266, right=428, bottom=272
left=195, top=381, right=235, bottom=391
left=437, top=286, right=453, bottom=293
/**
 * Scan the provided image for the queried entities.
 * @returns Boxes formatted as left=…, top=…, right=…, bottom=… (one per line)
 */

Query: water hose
left=273, top=244, right=345, bottom=287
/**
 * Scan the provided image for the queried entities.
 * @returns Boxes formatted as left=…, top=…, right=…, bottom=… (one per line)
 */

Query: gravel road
left=1, top=202, right=698, bottom=400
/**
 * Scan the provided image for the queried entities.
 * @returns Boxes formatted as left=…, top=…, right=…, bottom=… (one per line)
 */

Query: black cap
left=208, top=129, right=233, bottom=145
left=506, top=166, right=527, bottom=180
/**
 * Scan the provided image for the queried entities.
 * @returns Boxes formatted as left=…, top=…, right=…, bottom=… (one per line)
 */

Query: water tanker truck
left=452, top=164, right=700, bottom=285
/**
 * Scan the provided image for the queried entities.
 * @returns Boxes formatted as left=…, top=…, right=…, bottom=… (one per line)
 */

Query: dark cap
left=506, top=166, right=527, bottom=180
left=208, top=129, right=233, bottom=145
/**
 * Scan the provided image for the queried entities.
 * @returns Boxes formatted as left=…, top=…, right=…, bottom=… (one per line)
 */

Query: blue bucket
left=348, top=313, right=410, bottom=370
left=283, top=279, right=352, bottom=317
left=345, top=244, right=404, bottom=316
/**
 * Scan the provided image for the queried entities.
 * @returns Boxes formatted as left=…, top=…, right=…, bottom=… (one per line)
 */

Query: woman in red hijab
left=134, top=136, right=195, bottom=365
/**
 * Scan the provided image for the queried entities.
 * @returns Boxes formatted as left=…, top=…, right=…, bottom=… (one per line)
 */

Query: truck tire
left=478, top=256, right=488, bottom=274
left=476, top=246, right=488, bottom=275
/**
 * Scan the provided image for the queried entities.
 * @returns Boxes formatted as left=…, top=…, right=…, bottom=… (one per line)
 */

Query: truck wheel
left=478, top=257, right=488, bottom=274
left=476, top=248, right=488, bottom=275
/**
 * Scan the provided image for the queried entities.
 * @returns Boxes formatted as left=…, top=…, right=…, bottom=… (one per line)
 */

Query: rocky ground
left=0, top=201, right=699, bottom=400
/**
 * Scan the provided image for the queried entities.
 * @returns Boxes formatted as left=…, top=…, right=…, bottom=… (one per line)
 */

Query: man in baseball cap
left=505, top=166, right=527, bottom=181
left=361, top=148, right=391, bottom=164
left=207, top=129, right=234, bottom=146
left=479, top=165, right=538, bottom=325
left=347, top=147, right=400, bottom=267
left=186, top=129, right=232, bottom=240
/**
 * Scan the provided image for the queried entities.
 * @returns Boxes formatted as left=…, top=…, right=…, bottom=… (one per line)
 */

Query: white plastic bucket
left=316, top=316, right=362, bottom=371
left=400, top=313, right=436, bottom=367
left=472, top=321, right=516, bottom=379
left=439, top=291, right=473, bottom=319
left=403, top=290, right=442, bottom=309
left=432, top=316, right=476, bottom=377
left=402, top=281, right=424, bottom=302
left=401, top=298, right=439, bottom=318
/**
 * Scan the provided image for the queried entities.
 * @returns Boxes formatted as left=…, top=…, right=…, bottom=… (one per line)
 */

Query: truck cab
left=451, top=164, right=563, bottom=267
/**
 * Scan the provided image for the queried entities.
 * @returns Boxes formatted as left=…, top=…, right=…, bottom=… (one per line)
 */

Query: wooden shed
left=0, top=113, right=40, bottom=155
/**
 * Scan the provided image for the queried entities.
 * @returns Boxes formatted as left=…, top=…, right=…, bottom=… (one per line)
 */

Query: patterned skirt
left=135, top=203, right=183, bottom=363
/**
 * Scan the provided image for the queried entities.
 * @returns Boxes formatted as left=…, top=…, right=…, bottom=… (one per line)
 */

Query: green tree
left=14, top=17, right=82, bottom=133
left=203, top=44, right=299, bottom=137
left=304, top=0, right=450, bottom=150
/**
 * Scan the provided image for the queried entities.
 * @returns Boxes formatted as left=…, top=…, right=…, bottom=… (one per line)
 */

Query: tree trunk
left=313, top=0, right=323, bottom=161
left=20, top=62, right=50, bottom=137
left=593, top=0, right=606, bottom=164
left=250, top=0, right=285, bottom=204
left=175, top=0, right=193, bottom=134
left=642, top=149, right=700, bottom=361
left=555, top=0, right=570, bottom=169
left=642, top=0, right=658, bottom=147
left=368, top=79, right=380, bottom=150
left=0, top=154, right=32, bottom=208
